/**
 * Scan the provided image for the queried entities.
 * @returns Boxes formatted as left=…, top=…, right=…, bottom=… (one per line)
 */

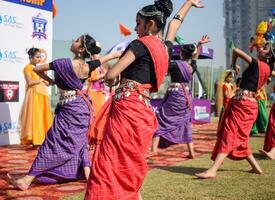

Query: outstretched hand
left=231, top=64, right=240, bottom=75
left=199, top=35, right=211, bottom=44
left=188, top=0, right=204, bottom=8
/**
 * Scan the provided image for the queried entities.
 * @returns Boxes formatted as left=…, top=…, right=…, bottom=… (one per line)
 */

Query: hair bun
left=181, top=43, right=197, bottom=59
left=154, top=0, right=173, bottom=19
left=181, top=44, right=196, bottom=53
left=84, top=34, right=102, bottom=56
left=27, top=47, right=40, bottom=57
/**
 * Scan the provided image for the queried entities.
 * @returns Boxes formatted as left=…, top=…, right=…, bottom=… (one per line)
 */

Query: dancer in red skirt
left=259, top=69, right=275, bottom=159
left=259, top=103, right=275, bottom=159
left=85, top=0, right=204, bottom=199
left=196, top=44, right=274, bottom=179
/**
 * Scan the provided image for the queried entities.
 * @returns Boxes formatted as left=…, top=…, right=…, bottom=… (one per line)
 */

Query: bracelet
left=104, top=79, right=119, bottom=87
left=173, top=14, right=184, bottom=23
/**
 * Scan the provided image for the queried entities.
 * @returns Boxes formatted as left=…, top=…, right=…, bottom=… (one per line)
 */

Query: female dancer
left=218, top=70, right=235, bottom=120
left=87, top=54, right=109, bottom=117
left=85, top=0, right=204, bottom=199
left=195, top=44, right=273, bottom=179
left=259, top=103, right=275, bottom=159
left=151, top=36, right=210, bottom=158
left=8, top=34, right=121, bottom=190
left=20, top=48, right=52, bottom=145
left=259, top=69, right=275, bottom=159
left=250, top=87, right=268, bottom=135
left=222, top=70, right=235, bottom=109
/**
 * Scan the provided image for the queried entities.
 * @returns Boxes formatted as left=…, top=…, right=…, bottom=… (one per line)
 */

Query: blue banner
left=3, top=0, right=52, bottom=11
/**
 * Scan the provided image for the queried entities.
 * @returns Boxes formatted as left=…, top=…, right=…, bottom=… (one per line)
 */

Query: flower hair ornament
left=95, top=41, right=101, bottom=49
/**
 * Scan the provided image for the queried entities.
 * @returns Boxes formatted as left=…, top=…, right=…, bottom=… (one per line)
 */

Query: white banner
left=0, top=0, right=52, bottom=145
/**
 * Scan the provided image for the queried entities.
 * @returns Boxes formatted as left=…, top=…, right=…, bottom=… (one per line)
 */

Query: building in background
left=223, top=0, right=275, bottom=68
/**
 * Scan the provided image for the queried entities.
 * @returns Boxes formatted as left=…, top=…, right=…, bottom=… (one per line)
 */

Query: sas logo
left=0, top=49, right=23, bottom=63
left=0, top=122, right=18, bottom=134
left=0, top=13, right=23, bottom=28
left=39, top=48, right=48, bottom=63
left=32, top=13, right=47, bottom=40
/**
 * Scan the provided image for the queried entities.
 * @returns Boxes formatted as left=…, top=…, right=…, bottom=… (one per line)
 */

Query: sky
left=53, top=0, right=226, bottom=68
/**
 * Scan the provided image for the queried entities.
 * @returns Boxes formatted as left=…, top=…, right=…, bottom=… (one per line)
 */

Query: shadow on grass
left=253, top=152, right=269, bottom=160
left=250, top=134, right=265, bottom=138
left=156, top=165, right=254, bottom=177
left=157, top=166, right=209, bottom=176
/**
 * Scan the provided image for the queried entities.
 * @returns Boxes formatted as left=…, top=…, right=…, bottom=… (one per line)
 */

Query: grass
left=62, top=136, right=275, bottom=200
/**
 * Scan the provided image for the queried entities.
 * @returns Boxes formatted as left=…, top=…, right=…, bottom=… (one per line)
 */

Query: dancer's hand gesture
left=235, top=65, right=240, bottom=75
left=231, top=64, right=240, bottom=75
left=188, top=0, right=204, bottom=8
left=198, top=35, right=211, bottom=45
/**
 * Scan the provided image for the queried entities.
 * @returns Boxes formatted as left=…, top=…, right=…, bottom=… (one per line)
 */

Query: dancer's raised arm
left=192, top=35, right=211, bottom=60
left=166, top=0, right=204, bottom=42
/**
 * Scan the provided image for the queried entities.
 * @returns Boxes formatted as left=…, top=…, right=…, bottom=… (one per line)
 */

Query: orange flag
left=52, top=0, right=58, bottom=18
left=119, top=23, right=132, bottom=36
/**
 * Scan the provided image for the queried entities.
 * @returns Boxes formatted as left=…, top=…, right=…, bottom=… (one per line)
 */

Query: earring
left=78, top=53, right=81, bottom=57
left=148, top=31, right=152, bottom=36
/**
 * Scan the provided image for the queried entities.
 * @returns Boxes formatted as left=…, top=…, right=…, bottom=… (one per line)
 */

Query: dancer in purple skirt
left=8, top=34, right=121, bottom=191
left=151, top=36, right=210, bottom=158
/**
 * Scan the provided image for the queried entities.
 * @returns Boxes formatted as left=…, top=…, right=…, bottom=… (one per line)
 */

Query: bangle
left=104, top=79, right=119, bottom=87
left=173, top=14, right=184, bottom=23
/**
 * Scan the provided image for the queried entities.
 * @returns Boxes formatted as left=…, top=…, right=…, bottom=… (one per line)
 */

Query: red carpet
left=0, top=123, right=217, bottom=200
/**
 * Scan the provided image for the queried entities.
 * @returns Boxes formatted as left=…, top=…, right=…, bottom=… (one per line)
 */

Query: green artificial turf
left=63, top=136, right=275, bottom=200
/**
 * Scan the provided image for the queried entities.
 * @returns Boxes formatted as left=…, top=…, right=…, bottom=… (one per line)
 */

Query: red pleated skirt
left=211, top=98, right=258, bottom=160
left=85, top=91, right=157, bottom=200
left=263, top=104, right=275, bottom=152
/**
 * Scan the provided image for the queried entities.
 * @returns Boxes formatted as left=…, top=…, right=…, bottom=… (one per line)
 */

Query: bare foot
left=195, top=171, right=216, bottom=179
left=187, top=154, right=196, bottom=159
left=7, top=174, right=29, bottom=191
left=248, top=168, right=264, bottom=175
left=139, top=192, right=143, bottom=200
left=259, top=150, right=275, bottom=160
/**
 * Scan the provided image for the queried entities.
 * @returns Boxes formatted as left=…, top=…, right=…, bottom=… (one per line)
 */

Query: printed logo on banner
left=0, top=49, right=24, bottom=63
left=152, top=106, right=159, bottom=114
left=39, top=48, right=47, bottom=63
left=150, top=99, right=161, bottom=114
left=0, top=13, right=23, bottom=29
left=194, top=106, right=210, bottom=120
left=202, top=46, right=210, bottom=54
left=4, top=0, right=52, bottom=12
left=0, top=81, right=19, bottom=102
left=32, top=13, right=47, bottom=40
left=0, top=121, right=18, bottom=134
